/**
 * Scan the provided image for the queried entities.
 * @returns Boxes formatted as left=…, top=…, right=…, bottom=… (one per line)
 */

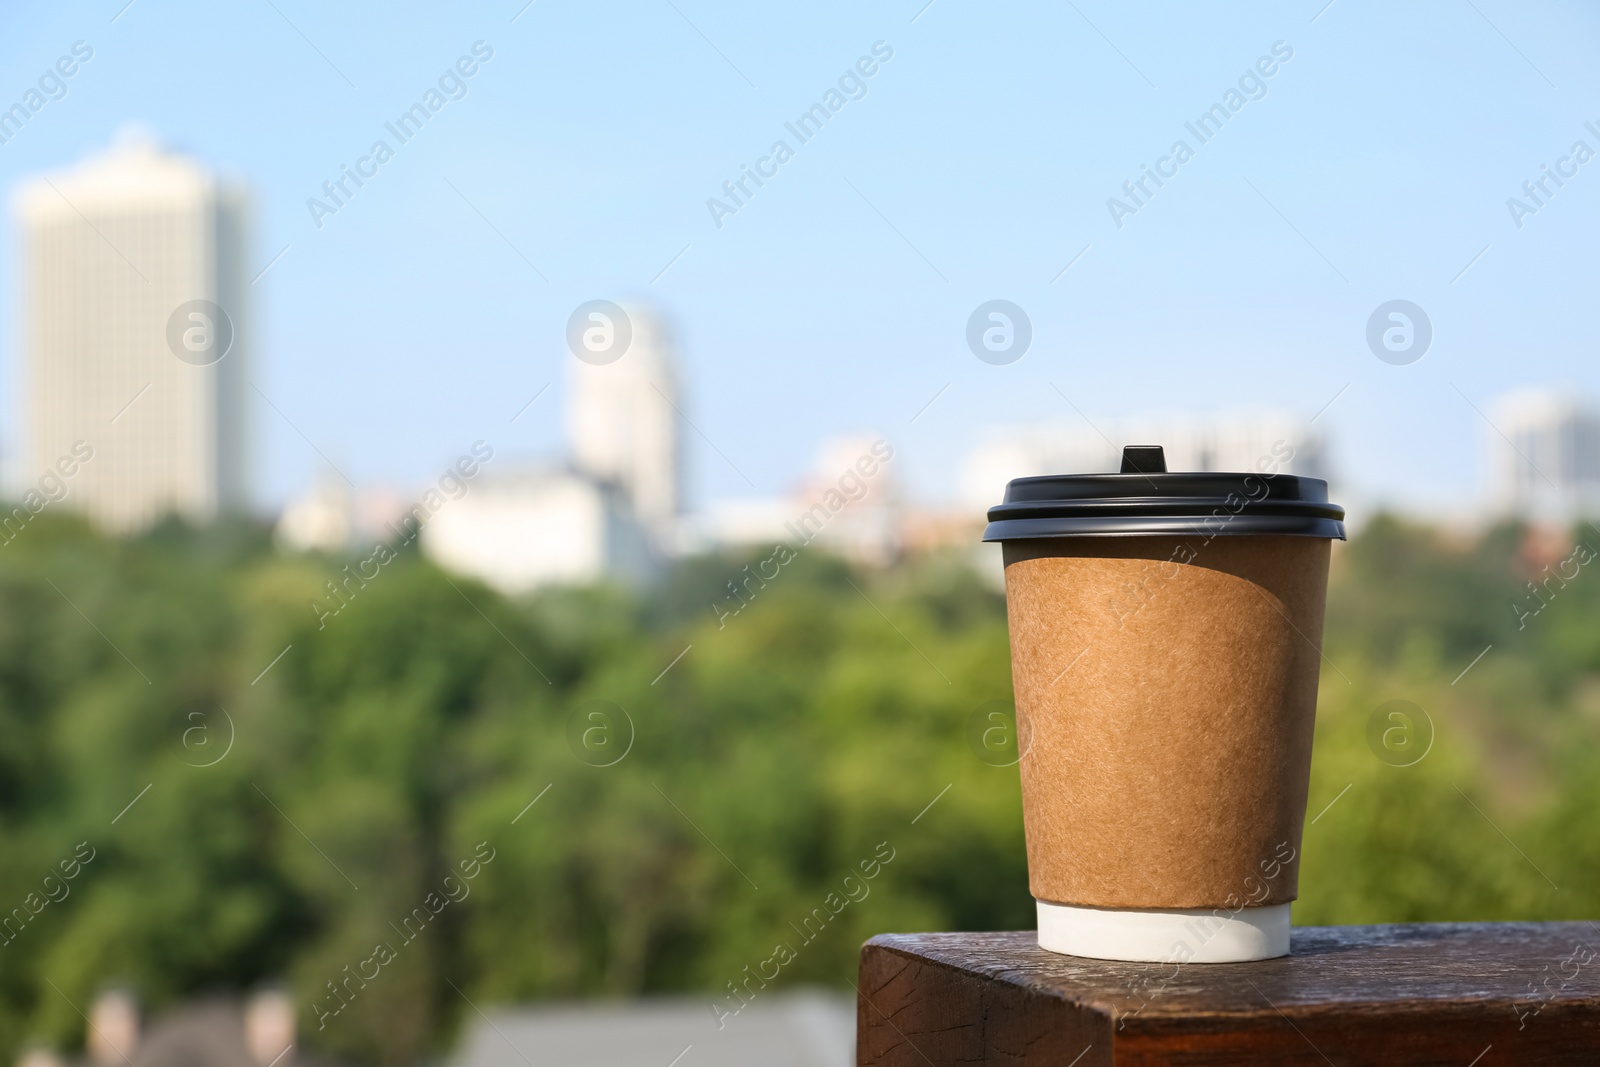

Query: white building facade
left=13, top=134, right=249, bottom=531
left=421, top=468, right=653, bottom=595
left=1490, top=389, right=1600, bottom=522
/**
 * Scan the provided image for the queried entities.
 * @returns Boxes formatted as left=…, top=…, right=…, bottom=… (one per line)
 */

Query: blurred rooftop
left=452, top=992, right=852, bottom=1067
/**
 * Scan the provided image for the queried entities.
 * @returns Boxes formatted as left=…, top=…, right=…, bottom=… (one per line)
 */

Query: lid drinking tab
left=1120, top=445, right=1167, bottom=474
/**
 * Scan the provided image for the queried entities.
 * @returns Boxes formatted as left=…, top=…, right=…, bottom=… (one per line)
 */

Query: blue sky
left=1, top=0, right=1596, bottom=515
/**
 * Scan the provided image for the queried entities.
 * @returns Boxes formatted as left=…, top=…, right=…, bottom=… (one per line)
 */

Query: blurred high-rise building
left=12, top=131, right=248, bottom=532
left=567, top=305, right=680, bottom=537
left=1490, top=389, right=1600, bottom=522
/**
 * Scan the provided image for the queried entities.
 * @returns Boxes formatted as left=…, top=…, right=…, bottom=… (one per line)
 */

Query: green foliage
left=0, top=513, right=1594, bottom=1064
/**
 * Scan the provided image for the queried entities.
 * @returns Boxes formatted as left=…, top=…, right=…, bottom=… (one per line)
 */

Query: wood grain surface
left=857, top=924, right=1600, bottom=1065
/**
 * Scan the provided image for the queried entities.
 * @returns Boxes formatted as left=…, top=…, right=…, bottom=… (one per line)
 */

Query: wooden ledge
left=857, top=923, right=1600, bottom=1065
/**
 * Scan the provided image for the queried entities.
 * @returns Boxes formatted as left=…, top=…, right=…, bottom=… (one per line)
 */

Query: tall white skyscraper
left=566, top=304, right=681, bottom=534
left=12, top=132, right=248, bottom=532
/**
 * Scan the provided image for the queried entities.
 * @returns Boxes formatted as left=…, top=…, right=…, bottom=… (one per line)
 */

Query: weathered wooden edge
left=862, top=925, right=1600, bottom=1014
left=857, top=936, right=1114, bottom=1066
left=1113, top=999, right=1600, bottom=1066
left=858, top=928, right=1600, bottom=1065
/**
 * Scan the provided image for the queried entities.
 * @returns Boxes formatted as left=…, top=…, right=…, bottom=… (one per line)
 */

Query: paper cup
left=983, top=445, right=1344, bottom=963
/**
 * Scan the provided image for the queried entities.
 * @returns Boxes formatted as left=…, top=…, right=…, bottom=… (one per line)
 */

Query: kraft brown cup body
left=1002, top=535, right=1331, bottom=910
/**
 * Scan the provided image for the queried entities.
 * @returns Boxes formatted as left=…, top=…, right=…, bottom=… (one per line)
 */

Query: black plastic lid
left=982, top=445, right=1346, bottom=542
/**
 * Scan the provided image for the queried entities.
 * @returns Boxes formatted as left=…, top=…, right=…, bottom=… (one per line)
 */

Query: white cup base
left=1036, top=900, right=1290, bottom=963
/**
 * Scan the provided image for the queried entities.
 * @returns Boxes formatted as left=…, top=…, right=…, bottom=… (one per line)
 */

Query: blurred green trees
left=0, top=513, right=1594, bottom=1064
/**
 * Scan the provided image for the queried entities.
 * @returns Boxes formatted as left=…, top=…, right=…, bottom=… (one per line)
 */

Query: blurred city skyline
left=2, top=1, right=1598, bottom=520
left=0, top=8, right=1597, bottom=1061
